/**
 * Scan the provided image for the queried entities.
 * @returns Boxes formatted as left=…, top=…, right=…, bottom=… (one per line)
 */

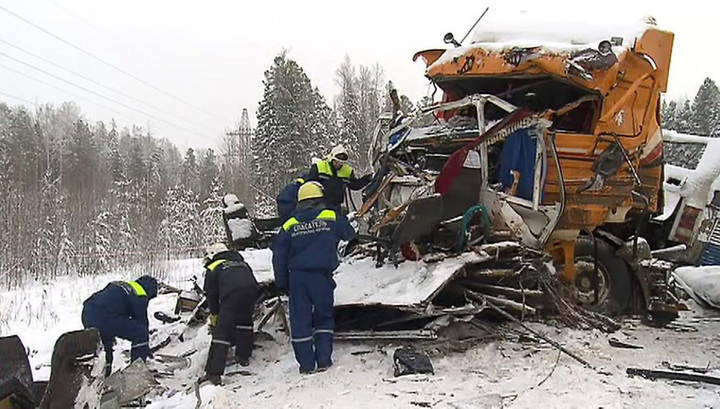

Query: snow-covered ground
left=2, top=256, right=720, bottom=408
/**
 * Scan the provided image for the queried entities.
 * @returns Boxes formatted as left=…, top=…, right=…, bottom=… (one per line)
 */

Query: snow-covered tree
left=253, top=51, right=334, bottom=214
left=661, top=100, right=677, bottom=130
left=675, top=99, right=694, bottom=134
left=691, top=77, right=720, bottom=137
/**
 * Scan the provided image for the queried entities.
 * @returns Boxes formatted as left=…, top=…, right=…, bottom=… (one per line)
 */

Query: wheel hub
left=572, top=259, right=611, bottom=306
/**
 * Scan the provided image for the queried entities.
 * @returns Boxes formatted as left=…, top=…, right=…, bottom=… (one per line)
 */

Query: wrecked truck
left=355, top=14, right=678, bottom=323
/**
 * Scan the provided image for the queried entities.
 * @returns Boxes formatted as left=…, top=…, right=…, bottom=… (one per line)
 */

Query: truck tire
left=572, top=236, right=632, bottom=315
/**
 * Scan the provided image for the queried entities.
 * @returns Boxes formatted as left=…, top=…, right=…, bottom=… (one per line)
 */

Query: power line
left=42, top=0, right=165, bottom=70
left=0, top=3, right=226, bottom=122
left=0, top=90, right=39, bottom=106
left=0, top=51, right=210, bottom=138
left=0, top=37, right=219, bottom=134
left=0, top=61, right=142, bottom=123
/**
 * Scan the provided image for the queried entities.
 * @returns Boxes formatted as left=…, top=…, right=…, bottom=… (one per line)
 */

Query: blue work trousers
left=289, top=269, right=335, bottom=373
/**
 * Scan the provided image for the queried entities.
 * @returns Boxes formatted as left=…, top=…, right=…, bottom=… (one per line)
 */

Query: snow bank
left=673, top=266, right=720, bottom=309
left=334, top=252, right=485, bottom=307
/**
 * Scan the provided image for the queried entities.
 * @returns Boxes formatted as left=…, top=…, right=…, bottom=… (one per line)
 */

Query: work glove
left=359, top=173, right=373, bottom=185
left=208, top=314, right=218, bottom=328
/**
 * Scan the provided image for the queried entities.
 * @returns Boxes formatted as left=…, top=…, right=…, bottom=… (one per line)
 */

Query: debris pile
left=331, top=241, right=620, bottom=340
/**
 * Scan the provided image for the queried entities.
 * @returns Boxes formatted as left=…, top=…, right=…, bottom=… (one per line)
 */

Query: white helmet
left=223, top=194, right=239, bottom=207
left=204, top=243, right=228, bottom=262
left=329, top=145, right=349, bottom=163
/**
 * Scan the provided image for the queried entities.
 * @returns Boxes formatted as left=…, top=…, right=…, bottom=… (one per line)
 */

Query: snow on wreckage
left=233, top=11, right=682, bottom=337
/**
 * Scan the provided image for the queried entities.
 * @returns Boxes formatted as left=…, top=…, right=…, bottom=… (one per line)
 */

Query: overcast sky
left=0, top=0, right=717, bottom=150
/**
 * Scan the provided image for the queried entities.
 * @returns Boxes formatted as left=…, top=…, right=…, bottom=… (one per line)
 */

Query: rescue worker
left=81, top=275, right=158, bottom=377
left=276, top=175, right=307, bottom=223
left=305, top=145, right=372, bottom=212
left=200, top=243, right=260, bottom=385
left=272, top=182, right=355, bottom=374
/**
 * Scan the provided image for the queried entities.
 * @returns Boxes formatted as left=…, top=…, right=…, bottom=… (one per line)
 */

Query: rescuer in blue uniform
left=276, top=176, right=307, bottom=223
left=200, top=243, right=260, bottom=385
left=305, top=145, right=372, bottom=212
left=272, top=181, right=355, bottom=374
left=81, top=275, right=158, bottom=376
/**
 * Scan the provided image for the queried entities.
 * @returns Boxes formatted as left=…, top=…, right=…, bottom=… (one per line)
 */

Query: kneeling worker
left=82, top=275, right=158, bottom=376
left=201, top=243, right=260, bottom=385
left=272, top=182, right=355, bottom=374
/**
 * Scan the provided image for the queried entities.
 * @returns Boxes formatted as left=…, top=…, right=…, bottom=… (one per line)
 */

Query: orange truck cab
left=369, top=11, right=678, bottom=320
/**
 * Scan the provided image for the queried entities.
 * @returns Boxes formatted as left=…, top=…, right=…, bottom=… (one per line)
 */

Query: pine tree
left=691, top=77, right=720, bottom=137
left=198, top=148, right=220, bottom=199
left=253, top=51, right=334, bottom=214
left=335, top=55, right=363, bottom=163
left=182, top=148, right=200, bottom=194
left=661, top=100, right=677, bottom=131
left=675, top=99, right=694, bottom=133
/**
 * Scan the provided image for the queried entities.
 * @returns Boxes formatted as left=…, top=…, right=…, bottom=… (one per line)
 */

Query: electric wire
left=0, top=4, right=225, bottom=121
left=0, top=37, right=219, bottom=134
left=0, top=61, right=146, bottom=124
left=42, top=0, right=165, bottom=69
left=0, top=90, right=40, bottom=106
left=0, top=50, right=210, bottom=138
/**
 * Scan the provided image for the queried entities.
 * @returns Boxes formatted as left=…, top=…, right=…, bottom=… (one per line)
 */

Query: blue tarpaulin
left=500, top=129, right=539, bottom=201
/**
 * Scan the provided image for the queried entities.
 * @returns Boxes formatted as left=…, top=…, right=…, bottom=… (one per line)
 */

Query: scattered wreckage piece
left=626, top=367, right=720, bottom=386
left=335, top=330, right=438, bottom=341
left=0, top=329, right=104, bottom=409
left=608, top=337, right=643, bottom=349
left=661, top=361, right=716, bottom=374
left=393, top=346, right=435, bottom=377
left=103, top=359, right=159, bottom=406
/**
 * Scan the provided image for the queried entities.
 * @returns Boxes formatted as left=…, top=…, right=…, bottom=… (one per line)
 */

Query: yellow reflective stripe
left=207, top=259, right=226, bottom=272
left=283, top=217, right=299, bottom=231
left=317, top=161, right=332, bottom=176
left=317, top=209, right=336, bottom=221
left=296, top=178, right=305, bottom=184
left=127, top=281, right=147, bottom=297
left=337, top=164, right=353, bottom=179
left=317, top=161, right=353, bottom=179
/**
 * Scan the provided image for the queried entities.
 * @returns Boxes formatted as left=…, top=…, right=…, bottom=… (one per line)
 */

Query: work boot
left=299, top=367, right=316, bottom=375
left=316, top=362, right=333, bottom=373
left=199, top=374, right=222, bottom=386
left=237, top=357, right=250, bottom=367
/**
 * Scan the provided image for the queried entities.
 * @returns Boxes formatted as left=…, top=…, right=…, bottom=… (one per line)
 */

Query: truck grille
left=699, top=219, right=720, bottom=266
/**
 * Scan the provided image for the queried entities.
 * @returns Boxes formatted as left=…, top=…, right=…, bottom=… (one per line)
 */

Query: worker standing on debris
left=200, top=243, right=260, bottom=385
left=306, top=145, right=372, bottom=212
left=276, top=175, right=307, bottom=223
left=81, top=275, right=158, bottom=377
left=272, top=182, right=355, bottom=374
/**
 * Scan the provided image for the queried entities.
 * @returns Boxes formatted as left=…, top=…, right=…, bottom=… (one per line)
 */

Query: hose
left=458, top=205, right=490, bottom=251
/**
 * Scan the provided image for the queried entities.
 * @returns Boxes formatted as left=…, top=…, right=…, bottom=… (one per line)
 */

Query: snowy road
left=1, top=258, right=719, bottom=408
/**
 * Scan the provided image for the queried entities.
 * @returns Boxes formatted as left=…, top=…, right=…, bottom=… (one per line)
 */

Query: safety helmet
left=297, top=181, right=324, bottom=202
left=329, top=145, right=349, bottom=163
left=204, top=242, right=228, bottom=263
left=223, top=193, right=240, bottom=207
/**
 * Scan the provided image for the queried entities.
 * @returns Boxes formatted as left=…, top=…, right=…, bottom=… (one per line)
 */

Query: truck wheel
left=571, top=236, right=632, bottom=315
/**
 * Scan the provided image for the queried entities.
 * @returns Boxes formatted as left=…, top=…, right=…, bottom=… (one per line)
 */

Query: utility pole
left=225, top=108, right=253, bottom=208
